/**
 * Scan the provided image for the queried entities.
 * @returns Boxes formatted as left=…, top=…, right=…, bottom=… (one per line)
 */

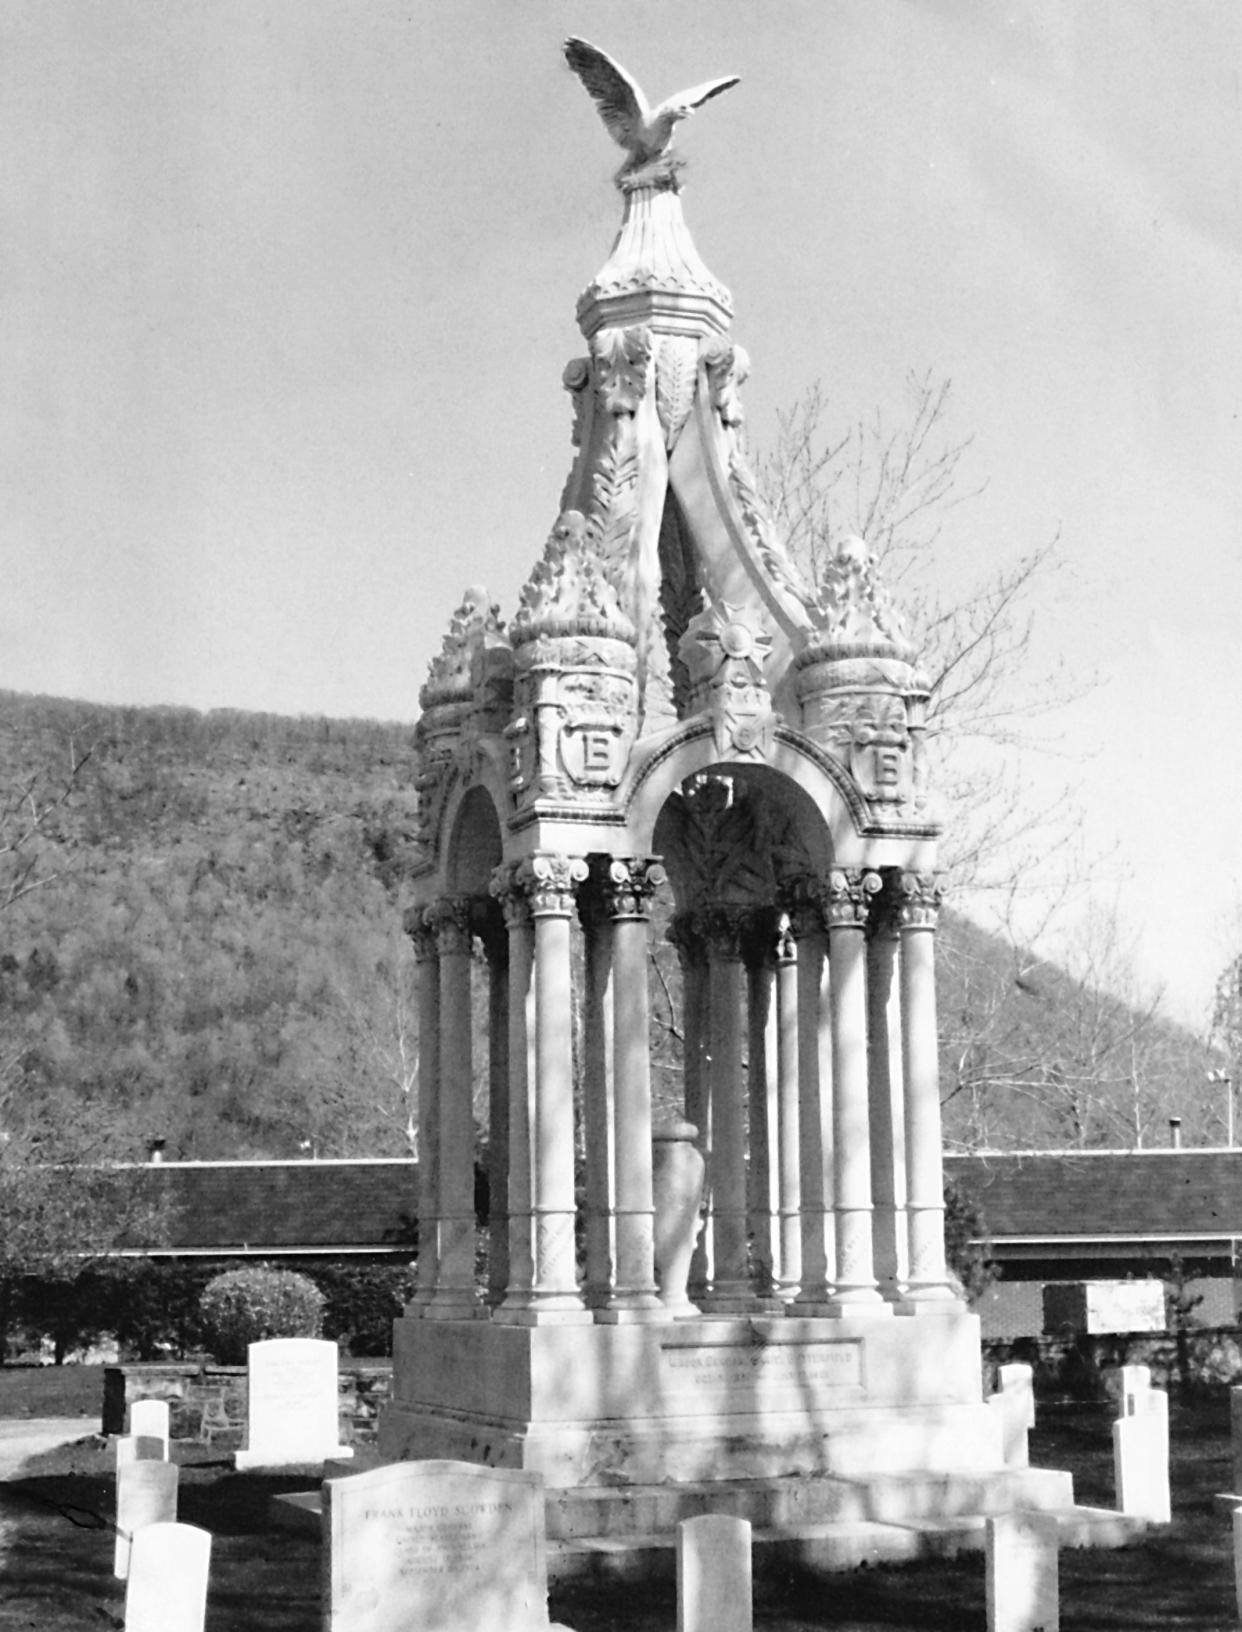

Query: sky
left=2, top=2, right=1239, bottom=1032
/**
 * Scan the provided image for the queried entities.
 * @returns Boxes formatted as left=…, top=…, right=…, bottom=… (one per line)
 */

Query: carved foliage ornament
left=898, top=870, right=943, bottom=929
left=822, top=868, right=884, bottom=929
left=679, top=599, right=776, bottom=759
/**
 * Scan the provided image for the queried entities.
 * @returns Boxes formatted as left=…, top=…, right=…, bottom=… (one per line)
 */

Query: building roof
left=944, top=1150, right=1242, bottom=1259
left=125, top=1158, right=418, bottom=1257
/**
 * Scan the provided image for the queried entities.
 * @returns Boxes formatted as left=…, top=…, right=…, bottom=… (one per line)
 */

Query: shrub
left=944, top=1179, right=999, bottom=1307
left=311, top=1264, right=411, bottom=1357
left=199, top=1265, right=325, bottom=1364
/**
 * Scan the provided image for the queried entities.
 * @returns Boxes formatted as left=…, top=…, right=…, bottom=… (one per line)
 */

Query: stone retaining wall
left=102, top=1361, right=391, bottom=1447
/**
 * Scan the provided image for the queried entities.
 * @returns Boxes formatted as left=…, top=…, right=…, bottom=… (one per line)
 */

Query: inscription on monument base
left=661, top=1340, right=864, bottom=1404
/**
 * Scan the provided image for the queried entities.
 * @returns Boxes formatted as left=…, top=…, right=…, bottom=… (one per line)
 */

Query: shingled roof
left=124, top=1159, right=418, bottom=1257
left=944, top=1150, right=1242, bottom=1263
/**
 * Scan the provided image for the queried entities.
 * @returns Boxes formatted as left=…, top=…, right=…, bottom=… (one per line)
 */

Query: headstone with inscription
left=986, top=1510, right=1059, bottom=1632
left=115, top=1459, right=179, bottom=1578
left=129, top=1399, right=171, bottom=1458
left=677, top=1513, right=752, bottom=1632
left=235, top=1337, right=353, bottom=1470
left=125, top=1521, right=211, bottom=1632
left=323, top=1459, right=550, bottom=1632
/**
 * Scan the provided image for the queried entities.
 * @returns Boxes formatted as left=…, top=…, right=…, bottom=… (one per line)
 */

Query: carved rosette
left=822, top=868, right=884, bottom=930
left=678, top=598, right=777, bottom=758
left=514, top=853, right=590, bottom=918
left=897, top=870, right=944, bottom=931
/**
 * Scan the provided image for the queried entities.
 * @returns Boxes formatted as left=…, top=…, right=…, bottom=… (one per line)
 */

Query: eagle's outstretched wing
left=564, top=38, right=649, bottom=154
left=656, top=76, right=741, bottom=117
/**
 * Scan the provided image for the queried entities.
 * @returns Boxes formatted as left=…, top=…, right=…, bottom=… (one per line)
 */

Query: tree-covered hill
left=0, top=690, right=1216, bottom=1162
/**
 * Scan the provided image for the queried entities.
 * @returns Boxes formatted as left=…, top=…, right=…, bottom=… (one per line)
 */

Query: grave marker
left=125, top=1521, right=211, bottom=1632
left=999, top=1362, right=1036, bottom=1429
left=129, top=1399, right=170, bottom=1458
left=115, top=1460, right=179, bottom=1578
left=235, top=1337, right=353, bottom=1469
left=677, top=1513, right=753, bottom=1632
left=323, top=1458, right=549, bottom=1632
left=986, top=1510, right=1059, bottom=1632
left=115, top=1435, right=165, bottom=1470
left=1113, top=1412, right=1170, bottom=1522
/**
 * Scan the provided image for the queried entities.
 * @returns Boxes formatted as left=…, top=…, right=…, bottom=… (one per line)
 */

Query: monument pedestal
left=379, top=1310, right=1000, bottom=1488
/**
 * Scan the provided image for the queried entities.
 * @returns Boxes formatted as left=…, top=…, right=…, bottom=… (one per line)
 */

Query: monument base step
left=271, top=1469, right=1147, bottom=1577
left=547, top=1505, right=1146, bottom=1582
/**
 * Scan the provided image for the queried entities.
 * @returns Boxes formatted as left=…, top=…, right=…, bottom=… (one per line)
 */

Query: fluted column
left=405, top=908, right=440, bottom=1314
left=596, top=858, right=666, bottom=1322
left=774, top=914, right=802, bottom=1301
left=491, top=866, right=537, bottom=1322
left=526, top=853, right=591, bottom=1322
left=823, top=869, right=889, bottom=1315
left=867, top=882, right=907, bottom=1301
left=792, top=892, right=835, bottom=1311
left=425, top=896, right=479, bottom=1319
left=897, top=871, right=961, bottom=1310
left=698, top=905, right=756, bottom=1312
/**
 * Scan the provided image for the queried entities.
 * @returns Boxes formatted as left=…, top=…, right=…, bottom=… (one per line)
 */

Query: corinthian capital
left=595, top=856, right=666, bottom=921
left=515, top=852, right=589, bottom=917
left=822, top=868, right=883, bottom=929
left=425, top=896, right=475, bottom=957
left=898, top=870, right=944, bottom=930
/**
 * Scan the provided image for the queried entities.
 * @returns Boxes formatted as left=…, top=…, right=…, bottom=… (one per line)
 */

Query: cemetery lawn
left=0, top=1393, right=1236, bottom=1631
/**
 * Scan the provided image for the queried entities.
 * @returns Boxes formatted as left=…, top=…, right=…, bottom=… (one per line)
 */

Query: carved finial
left=815, top=536, right=915, bottom=658
left=564, top=37, right=739, bottom=184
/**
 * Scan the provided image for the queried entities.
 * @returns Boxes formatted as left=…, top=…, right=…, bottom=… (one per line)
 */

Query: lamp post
left=1209, top=1069, right=1234, bottom=1147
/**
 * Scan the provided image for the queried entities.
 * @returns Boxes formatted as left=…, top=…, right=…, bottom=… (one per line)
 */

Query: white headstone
left=125, top=1521, right=211, bottom=1632
left=1119, top=1363, right=1152, bottom=1412
left=235, top=1337, right=353, bottom=1469
left=324, top=1459, right=549, bottom=1632
left=986, top=1510, right=1059, bottom=1632
left=999, top=1362, right=1036, bottom=1429
left=677, top=1514, right=753, bottom=1632
left=115, top=1460, right=179, bottom=1578
left=129, top=1400, right=171, bottom=1458
left=988, top=1390, right=1030, bottom=1469
left=1113, top=1412, right=1171, bottom=1522
left=116, top=1435, right=165, bottom=1470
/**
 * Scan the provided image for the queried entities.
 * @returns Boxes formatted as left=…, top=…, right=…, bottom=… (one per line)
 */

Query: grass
left=0, top=1364, right=103, bottom=1421
left=0, top=1374, right=1239, bottom=1630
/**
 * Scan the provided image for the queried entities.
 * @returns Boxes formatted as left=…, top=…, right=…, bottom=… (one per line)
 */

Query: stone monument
left=380, top=36, right=1107, bottom=1561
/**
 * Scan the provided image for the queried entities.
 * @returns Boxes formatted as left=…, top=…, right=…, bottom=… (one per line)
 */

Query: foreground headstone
left=115, top=1460, right=179, bottom=1578
left=129, top=1399, right=171, bottom=1458
left=677, top=1513, right=753, bottom=1632
left=125, top=1521, right=211, bottom=1632
left=323, top=1459, right=549, bottom=1632
left=115, top=1434, right=165, bottom=1471
left=235, top=1337, right=353, bottom=1469
left=1113, top=1412, right=1171, bottom=1522
left=986, top=1511, right=1059, bottom=1632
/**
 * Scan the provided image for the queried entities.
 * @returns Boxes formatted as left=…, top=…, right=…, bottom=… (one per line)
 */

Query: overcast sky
left=2, top=2, right=1239, bottom=1031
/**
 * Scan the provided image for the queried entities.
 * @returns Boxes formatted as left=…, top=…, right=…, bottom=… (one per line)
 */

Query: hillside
left=0, top=690, right=1216, bottom=1160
